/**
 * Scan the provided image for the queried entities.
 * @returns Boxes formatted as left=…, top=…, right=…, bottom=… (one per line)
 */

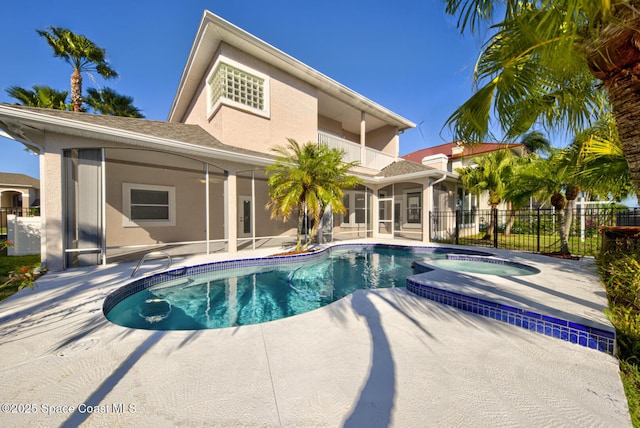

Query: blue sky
left=0, top=0, right=486, bottom=179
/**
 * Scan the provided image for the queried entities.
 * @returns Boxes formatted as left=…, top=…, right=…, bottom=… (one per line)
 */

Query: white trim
left=403, top=188, right=423, bottom=229
left=340, top=190, right=367, bottom=227
left=122, top=183, right=176, bottom=227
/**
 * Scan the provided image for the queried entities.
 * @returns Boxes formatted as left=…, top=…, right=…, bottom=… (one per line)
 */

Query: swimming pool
left=104, top=244, right=532, bottom=331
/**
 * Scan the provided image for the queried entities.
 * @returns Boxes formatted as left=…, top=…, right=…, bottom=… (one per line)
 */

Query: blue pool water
left=105, top=245, right=534, bottom=331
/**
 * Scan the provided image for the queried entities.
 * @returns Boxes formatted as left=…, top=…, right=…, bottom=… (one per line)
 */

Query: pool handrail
left=131, top=251, right=173, bottom=278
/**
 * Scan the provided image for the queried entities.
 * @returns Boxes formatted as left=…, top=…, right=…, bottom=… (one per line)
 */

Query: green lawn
left=445, top=233, right=603, bottom=257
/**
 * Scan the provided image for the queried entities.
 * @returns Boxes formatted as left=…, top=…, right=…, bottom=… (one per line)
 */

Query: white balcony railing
left=317, top=131, right=360, bottom=164
left=365, top=147, right=396, bottom=170
left=317, top=131, right=396, bottom=170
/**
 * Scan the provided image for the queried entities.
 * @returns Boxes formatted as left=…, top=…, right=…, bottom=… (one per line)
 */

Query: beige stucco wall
left=365, top=125, right=398, bottom=156
left=317, top=116, right=359, bottom=145
left=182, top=43, right=318, bottom=154
left=317, top=115, right=342, bottom=136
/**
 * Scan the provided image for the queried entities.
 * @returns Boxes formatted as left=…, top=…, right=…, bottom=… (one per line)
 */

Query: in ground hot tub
left=412, top=255, right=540, bottom=276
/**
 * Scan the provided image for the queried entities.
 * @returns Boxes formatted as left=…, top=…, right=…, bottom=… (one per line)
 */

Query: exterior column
left=371, top=186, right=379, bottom=238
left=422, top=181, right=432, bottom=242
left=360, top=111, right=366, bottom=166
left=38, top=152, right=47, bottom=269
left=21, top=192, right=29, bottom=210
left=225, top=170, right=238, bottom=253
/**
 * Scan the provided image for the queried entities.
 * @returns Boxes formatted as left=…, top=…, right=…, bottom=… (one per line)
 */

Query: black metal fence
left=0, top=207, right=40, bottom=237
left=430, top=206, right=640, bottom=257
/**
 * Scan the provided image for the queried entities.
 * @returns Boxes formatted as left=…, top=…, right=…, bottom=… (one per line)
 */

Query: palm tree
left=37, top=27, right=118, bottom=112
left=507, top=152, right=578, bottom=255
left=5, top=85, right=69, bottom=110
left=456, top=149, right=516, bottom=240
left=570, top=113, right=634, bottom=201
left=520, top=131, right=552, bottom=156
left=85, top=87, right=144, bottom=118
left=443, top=1, right=640, bottom=203
left=266, top=139, right=362, bottom=251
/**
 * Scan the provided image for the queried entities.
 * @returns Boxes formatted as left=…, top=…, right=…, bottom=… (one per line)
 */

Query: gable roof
left=0, top=105, right=275, bottom=165
left=0, top=172, right=39, bottom=189
left=402, top=142, right=525, bottom=164
left=168, top=11, right=415, bottom=131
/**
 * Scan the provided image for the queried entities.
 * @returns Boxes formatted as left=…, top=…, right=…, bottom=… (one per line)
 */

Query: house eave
left=167, top=10, right=415, bottom=131
left=0, top=106, right=274, bottom=167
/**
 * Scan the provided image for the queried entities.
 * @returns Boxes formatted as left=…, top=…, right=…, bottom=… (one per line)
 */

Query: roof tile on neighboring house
left=402, top=142, right=524, bottom=164
left=2, top=105, right=275, bottom=161
left=0, top=172, right=39, bottom=188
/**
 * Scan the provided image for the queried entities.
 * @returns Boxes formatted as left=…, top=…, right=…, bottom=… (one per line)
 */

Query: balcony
left=317, top=131, right=396, bottom=171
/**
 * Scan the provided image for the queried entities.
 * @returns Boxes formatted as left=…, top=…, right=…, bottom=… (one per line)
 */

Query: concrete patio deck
left=0, top=240, right=632, bottom=427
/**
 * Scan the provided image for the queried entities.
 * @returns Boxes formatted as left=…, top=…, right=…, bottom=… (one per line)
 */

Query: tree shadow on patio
left=343, top=291, right=395, bottom=428
left=60, top=330, right=165, bottom=428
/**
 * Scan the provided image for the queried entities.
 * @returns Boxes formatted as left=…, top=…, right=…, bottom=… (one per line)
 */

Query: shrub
left=597, top=248, right=640, bottom=425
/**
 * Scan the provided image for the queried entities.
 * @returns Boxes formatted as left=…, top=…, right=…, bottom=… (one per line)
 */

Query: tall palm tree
left=456, top=149, right=516, bottom=240
left=443, top=1, right=640, bottom=203
left=5, top=85, right=69, bottom=110
left=85, top=87, right=144, bottom=118
left=37, top=27, right=118, bottom=112
left=266, top=139, right=362, bottom=251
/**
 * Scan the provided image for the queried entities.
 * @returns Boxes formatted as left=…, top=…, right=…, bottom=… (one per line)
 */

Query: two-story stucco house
left=0, top=11, right=458, bottom=271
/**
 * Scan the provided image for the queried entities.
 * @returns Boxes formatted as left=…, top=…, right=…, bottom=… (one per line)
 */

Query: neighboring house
left=403, top=141, right=527, bottom=210
left=402, top=142, right=528, bottom=237
left=0, top=172, right=40, bottom=212
left=0, top=11, right=458, bottom=271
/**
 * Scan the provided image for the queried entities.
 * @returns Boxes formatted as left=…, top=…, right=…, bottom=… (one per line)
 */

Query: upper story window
left=207, top=58, right=270, bottom=119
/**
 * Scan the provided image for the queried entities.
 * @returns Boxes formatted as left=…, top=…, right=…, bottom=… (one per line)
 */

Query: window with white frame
left=123, top=183, right=175, bottom=227
left=207, top=59, right=269, bottom=118
left=341, top=191, right=367, bottom=226
left=406, top=191, right=422, bottom=224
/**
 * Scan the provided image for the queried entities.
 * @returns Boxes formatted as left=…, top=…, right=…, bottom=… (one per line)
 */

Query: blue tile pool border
left=406, top=276, right=616, bottom=354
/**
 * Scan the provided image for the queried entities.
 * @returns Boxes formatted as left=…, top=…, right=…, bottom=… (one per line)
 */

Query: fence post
left=493, top=208, right=499, bottom=248
left=537, top=207, right=541, bottom=253
left=455, top=209, right=460, bottom=245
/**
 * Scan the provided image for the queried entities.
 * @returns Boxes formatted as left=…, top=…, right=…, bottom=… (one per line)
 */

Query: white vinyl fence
left=7, top=214, right=41, bottom=256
